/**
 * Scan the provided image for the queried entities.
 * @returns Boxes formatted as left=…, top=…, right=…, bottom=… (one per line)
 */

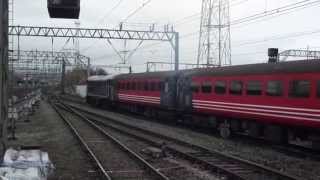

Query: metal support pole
left=0, top=0, right=9, bottom=156
left=146, top=62, right=150, bottom=72
left=61, top=59, right=65, bottom=94
left=17, top=34, right=19, bottom=62
left=174, top=32, right=179, bottom=72
left=87, top=58, right=90, bottom=78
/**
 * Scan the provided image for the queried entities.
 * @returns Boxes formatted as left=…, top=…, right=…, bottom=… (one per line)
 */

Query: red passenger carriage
left=114, top=71, right=177, bottom=115
left=178, top=60, right=320, bottom=143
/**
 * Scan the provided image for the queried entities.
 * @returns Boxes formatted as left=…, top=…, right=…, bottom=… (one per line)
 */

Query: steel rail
left=50, top=101, right=112, bottom=180
left=56, top=100, right=170, bottom=180
left=67, top=102, right=301, bottom=180
left=60, top=96, right=320, bottom=160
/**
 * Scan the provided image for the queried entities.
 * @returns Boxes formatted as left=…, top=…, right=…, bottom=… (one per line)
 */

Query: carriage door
left=110, top=80, right=115, bottom=101
left=106, top=80, right=110, bottom=99
left=161, top=77, right=177, bottom=109
left=177, top=76, right=193, bottom=111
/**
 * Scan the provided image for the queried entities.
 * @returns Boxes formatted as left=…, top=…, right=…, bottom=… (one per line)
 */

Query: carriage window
left=126, top=82, right=131, bottom=90
left=132, top=82, right=136, bottom=90
left=230, top=81, right=243, bottom=95
left=290, top=80, right=310, bottom=98
left=214, top=81, right=226, bottom=94
left=267, top=81, right=283, bottom=96
left=150, top=82, right=156, bottom=91
left=191, top=82, right=200, bottom=93
left=144, top=82, right=149, bottom=91
left=139, top=82, right=143, bottom=90
left=318, top=81, right=320, bottom=97
left=130, top=82, right=134, bottom=90
left=128, top=82, right=132, bottom=90
left=247, top=81, right=262, bottom=95
left=201, top=82, right=212, bottom=93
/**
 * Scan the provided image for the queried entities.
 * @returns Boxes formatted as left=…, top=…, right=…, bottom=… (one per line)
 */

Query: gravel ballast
left=66, top=101, right=320, bottom=180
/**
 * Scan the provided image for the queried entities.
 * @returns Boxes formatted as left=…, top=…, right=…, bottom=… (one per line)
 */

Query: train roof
left=115, top=71, right=177, bottom=80
left=181, top=59, right=320, bottom=77
left=87, top=74, right=120, bottom=82
left=88, top=60, right=320, bottom=81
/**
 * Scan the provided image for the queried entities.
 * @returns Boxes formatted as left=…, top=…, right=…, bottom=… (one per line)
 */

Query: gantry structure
left=9, top=50, right=90, bottom=81
left=9, top=50, right=90, bottom=67
left=8, top=49, right=91, bottom=97
left=146, top=61, right=218, bottom=72
left=279, top=49, right=320, bottom=61
left=91, top=64, right=132, bottom=74
left=8, top=25, right=179, bottom=71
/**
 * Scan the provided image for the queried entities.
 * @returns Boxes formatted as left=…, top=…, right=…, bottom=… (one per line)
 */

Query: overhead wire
left=188, top=0, right=320, bottom=39
left=94, top=0, right=320, bottom=62
left=231, top=0, right=320, bottom=25
left=233, top=28, right=320, bottom=47
left=81, top=0, right=124, bottom=53
left=231, top=1, right=320, bottom=28
left=97, top=0, right=124, bottom=25
left=137, top=0, right=320, bottom=52
left=174, top=0, right=249, bottom=26
left=93, top=0, right=154, bottom=61
left=122, top=0, right=153, bottom=22
left=132, top=27, right=320, bottom=62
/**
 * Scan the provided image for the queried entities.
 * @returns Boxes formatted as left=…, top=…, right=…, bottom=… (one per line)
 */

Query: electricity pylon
left=197, top=0, right=231, bottom=67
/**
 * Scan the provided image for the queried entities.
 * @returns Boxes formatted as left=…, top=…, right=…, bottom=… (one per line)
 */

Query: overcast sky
left=12, top=0, right=320, bottom=73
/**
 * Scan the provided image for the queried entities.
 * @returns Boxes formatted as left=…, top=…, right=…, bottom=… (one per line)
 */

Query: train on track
left=86, top=59, right=320, bottom=148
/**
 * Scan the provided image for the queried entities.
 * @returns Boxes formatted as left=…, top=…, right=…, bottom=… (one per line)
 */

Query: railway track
left=50, top=99, right=169, bottom=180
left=62, top=100, right=301, bottom=180
left=59, top=95, right=320, bottom=161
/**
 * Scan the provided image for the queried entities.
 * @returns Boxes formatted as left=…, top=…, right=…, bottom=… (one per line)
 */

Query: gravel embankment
left=8, top=101, right=97, bottom=180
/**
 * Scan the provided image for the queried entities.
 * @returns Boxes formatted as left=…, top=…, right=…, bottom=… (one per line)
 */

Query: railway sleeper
left=189, top=151, right=216, bottom=157
left=106, top=170, right=147, bottom=178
